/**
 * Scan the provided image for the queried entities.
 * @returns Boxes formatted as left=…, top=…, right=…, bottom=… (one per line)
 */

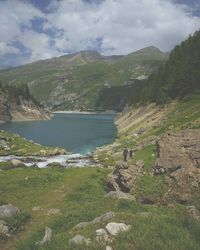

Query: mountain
left=0, top=65, right=13, bottom=70
left=98, top=31, right=200, bottom=110
left=0, top=82, right=50, bottom=123
left=0, top=47, right=167, bottom=111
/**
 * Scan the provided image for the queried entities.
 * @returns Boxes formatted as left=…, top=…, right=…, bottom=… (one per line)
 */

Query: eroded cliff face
left=0, top=89, right=11, bottom=122
left=0, top=86, right=50, bottom=123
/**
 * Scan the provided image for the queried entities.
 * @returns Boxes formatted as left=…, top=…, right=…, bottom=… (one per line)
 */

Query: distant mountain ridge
left=0, top=46, right=167, bottom=111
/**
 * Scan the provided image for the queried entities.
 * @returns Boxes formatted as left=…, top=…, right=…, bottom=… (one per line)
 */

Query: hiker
left=123, top=147, right=129, bottom=162
left=129, top=149, right=133, bottom=158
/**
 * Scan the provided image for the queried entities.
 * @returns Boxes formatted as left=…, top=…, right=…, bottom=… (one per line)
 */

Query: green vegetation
left=0, top=81, right=40, bottom=107
left=0, top=167, right=200, bottom=250
left=135, top=30, right=200, bottom=105
left=0, top=47, right=167, bottom=110
left=0, top=130, right=58, bottom=156
left=97, top=31, right=200, bottom=110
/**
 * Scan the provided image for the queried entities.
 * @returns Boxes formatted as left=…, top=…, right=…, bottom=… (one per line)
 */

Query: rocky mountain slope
left=0, top=47, right=167, bottom=111
left=0, top=83, right=50, bottom=123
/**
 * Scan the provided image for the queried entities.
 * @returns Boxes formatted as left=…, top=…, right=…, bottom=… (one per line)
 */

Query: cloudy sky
left=0, top=0, right=200, bottom=66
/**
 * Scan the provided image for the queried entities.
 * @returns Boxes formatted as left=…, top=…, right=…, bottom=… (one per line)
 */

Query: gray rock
left=96, top=229, right=112, bottom=244
left=69, top=235, right=91, bottom=246
left=35, top=227, right=53, bottom=245
left=106, top=246, right=113, bottom=250
left=0, top=204, right=19, bottom=218
left=187, top=206, right=200, bottom=222
left=105, top=222, right=131, bottom=236
left=11, top=159, right=24, bottom=168
left=105, top=191, right=135, bottom=201
left=0, top=224, right=9, bottom=235
left=74, top=212, right=115, bottom=229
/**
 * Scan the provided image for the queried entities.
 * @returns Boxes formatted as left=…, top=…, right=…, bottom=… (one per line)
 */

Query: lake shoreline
left=52, top=110, right=118, bottom=115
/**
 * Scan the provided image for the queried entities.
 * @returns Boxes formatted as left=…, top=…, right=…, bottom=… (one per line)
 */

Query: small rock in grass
left=32, top=206, right=43, bottom=211
left=105, top=222, right=131, bottom=236
left=47, top=208, right=61, bottom=216
left=105, top=191, right=135, bottom=201
left=35, top=227, right=53, bottom=245
left=106, top=246, right=113, bottom=250
left=96, top=229, right=112, bottom=244
left=69, top=235, right=91, bottom=246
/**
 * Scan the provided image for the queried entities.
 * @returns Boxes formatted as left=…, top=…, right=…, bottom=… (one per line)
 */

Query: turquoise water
left=0, top=113, right=117, bottom=154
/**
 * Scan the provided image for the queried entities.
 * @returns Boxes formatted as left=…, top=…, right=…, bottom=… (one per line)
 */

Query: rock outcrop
left=107, top=161, right=144, bottom=193
left=0, top=84, right=50, bottom=123
left=154, top=130, right=200, bottom=203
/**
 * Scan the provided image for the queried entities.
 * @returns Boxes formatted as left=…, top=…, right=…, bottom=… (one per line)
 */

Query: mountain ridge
left=0, top=46, right=167, bottom=111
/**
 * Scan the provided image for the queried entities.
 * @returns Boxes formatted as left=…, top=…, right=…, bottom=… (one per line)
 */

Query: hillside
left=0, top=82, right=50, bottom=123
left=0, top=47, right=167, bottom=111
left=96, top=31, right=200, bottom=111
left=138, top=30, right=200, bottom=104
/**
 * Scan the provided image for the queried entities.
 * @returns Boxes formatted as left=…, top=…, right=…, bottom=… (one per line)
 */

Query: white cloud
left=18, top=30, right=61, bottom=62
left=0, top=42, right=20, bottom=56
left=45, top=0, right=200, bottom=55
left=0, top=0, right=200, bottom=65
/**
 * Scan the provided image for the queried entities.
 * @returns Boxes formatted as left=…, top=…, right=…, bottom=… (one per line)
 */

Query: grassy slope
left=0, top=130, right=60, bottom=157
left=0, top=95, right=200, bottom=250
left=0, top=168, right=200, bottom=250
left=96, top=95, right=200, bottom=203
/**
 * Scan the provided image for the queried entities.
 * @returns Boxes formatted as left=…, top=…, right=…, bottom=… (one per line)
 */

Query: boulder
left=69, top=235, right=91, bottom=246
left=105, top=222, right=131, bottom=236
left=107, top=161, right=144, bottom=193
left=35, top=227, right=53, bottom=245
left=11, top=159, right=24, bottom=168
left=105, top=191, right=135, bottom=201
left=0, top=204, right=19, bottom=218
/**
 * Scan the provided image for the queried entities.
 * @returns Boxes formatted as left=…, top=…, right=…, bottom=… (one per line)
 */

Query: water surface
left=0, top=113, right=117, bottom=154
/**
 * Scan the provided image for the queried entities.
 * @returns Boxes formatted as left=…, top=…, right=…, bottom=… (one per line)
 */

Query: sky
left=0, top=0, right=200, bottom=66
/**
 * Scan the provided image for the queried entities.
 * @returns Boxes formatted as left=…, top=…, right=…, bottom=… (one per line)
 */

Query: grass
left=0, top=130, right=59, bottom=156
left=0, top=167, right=200, bottom=250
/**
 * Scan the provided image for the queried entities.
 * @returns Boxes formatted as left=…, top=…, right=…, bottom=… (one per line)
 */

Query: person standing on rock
left=123, top=147, right=129, bottom=162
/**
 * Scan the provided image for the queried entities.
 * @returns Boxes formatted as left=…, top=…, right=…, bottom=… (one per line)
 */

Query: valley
left=0, top=28, right=199, bottom=250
